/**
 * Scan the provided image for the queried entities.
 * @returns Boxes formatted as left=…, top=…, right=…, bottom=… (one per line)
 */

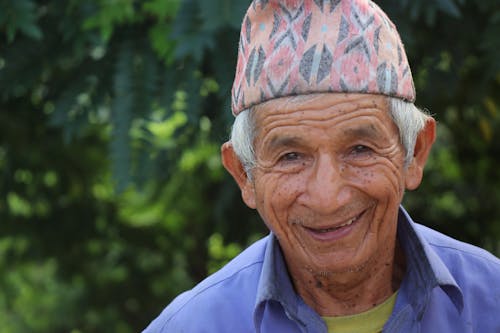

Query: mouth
left=303, top=210, right=365, bottom=241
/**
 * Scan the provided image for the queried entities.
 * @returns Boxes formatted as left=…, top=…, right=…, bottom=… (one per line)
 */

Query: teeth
left=340, top=217, right=356, bottom=227
left=316, top=216, right=357, bottom=233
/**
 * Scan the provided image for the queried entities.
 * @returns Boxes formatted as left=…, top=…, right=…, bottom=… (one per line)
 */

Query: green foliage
left=0, top=0, right=42, bottom=42
left=0, top=0, right=499, bottom=332
left=207, top=233, right=242, bottom=274
left=83, top=0, right=137, bottom=41
left=0, top=257, right=83, bottom=332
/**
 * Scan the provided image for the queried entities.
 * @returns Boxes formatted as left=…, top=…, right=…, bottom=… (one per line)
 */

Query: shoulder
left=416, top=223, right=500, bottom=291
left=142, top=236, right=270, bottom=333
left=415, top=223, right=500, bottom=268
left=415, top=224, right=500, bottom=328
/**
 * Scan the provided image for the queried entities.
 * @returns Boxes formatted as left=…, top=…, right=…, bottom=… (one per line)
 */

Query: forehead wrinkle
left=255, top=93, right=387, bottom=113
left=294, top=107, right=388, bottom=128
left=256, top=101, right=389, bottom=129
left=253, top=95, right=393, bottom=148
left=256, top=108, right=387, bottom=141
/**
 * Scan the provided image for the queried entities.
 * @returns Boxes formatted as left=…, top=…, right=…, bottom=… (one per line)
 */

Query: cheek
left=345, top=159, right=406, bottom=202
left=255, top=172, right=306, bottom=216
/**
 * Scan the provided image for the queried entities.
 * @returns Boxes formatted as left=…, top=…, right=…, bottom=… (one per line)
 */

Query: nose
left=298, top=153, right=351, bottom=214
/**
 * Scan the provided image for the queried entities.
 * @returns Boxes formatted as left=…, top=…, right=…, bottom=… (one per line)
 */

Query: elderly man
left=144, top=0, right=500, bottom=332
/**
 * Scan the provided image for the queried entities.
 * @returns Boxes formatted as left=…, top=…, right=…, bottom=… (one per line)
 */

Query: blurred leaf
left=82, top=0, right=136, bottom=41
left=0, top=0, right=42, bottom=42
left=436, top=0, right=462, bottom=18
left=110, top=42, right=134, bottom=192
left=142, top=0, right=181, bottom=20
left=147, top=111, right=187, bottom=142
left=207, top=233, right=242, bottom=274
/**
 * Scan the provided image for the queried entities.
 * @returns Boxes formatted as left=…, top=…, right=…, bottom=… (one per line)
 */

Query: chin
left=305, top=247, right=375, bottom=275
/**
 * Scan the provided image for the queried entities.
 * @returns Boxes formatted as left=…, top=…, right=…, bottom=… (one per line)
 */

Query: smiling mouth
left=303, top=210, right=364, bottom=240
left=311, top=215, right=358, bottom=233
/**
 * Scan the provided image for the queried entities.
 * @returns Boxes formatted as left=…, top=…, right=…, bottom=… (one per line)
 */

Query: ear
left=221, top=142, right=257, bottom=209
left=405, top=118, right=436, bottom=190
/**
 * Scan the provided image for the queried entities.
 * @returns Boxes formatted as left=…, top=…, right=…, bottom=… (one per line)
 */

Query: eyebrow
left=263, top=123, right=386, bottom=153
left=266, top=135, right=307, bottom=152
left=342, top=124, right=384, bottom=141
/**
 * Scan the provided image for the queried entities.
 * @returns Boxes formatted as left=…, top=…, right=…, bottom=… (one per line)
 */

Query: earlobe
left=405, top=118, right=436, bottom=190
left=221, top=142, right=257, bottom=209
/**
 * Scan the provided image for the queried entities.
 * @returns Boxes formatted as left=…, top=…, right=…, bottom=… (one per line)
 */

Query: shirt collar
left=255, top=234, right=299, bottom=314
left=254, top=234, right=326, bottom=331
left=397, top=206, right=464, bottom=312
left=254, top=206, right=464, bottom=322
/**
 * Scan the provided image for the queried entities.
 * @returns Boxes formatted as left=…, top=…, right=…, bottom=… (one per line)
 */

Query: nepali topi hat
left=231, top=0, right=415, bottom=115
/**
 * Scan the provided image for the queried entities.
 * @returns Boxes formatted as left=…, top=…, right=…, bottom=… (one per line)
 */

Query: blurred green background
left=0, top=0, right=499, bottom=332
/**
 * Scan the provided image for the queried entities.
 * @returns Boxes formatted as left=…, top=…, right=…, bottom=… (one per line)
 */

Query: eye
left=352, top=145, right=372, bottom=154
left=279, top=152, right=301, bottom=162
left=348, top=145, right=374, bottom=159
left=273, top=151, right=310, bottom=173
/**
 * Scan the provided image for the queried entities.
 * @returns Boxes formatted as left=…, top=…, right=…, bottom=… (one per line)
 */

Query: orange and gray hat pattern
left=231, top=0, right=415, bottom=115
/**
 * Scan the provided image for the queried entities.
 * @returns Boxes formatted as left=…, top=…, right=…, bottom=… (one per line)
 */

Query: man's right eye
left=270, top=151, right=310, bottom=173
left=279, top=152, right=301, bottom=162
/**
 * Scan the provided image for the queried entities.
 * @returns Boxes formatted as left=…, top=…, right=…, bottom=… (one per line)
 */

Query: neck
left=288, top=242, right=406, bottom=316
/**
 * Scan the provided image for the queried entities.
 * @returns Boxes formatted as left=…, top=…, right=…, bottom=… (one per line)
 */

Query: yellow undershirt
left=322, top=292, right=398, bottom=333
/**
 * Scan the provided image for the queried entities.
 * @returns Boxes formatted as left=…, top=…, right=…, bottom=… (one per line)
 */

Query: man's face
left=234, top=93, right=423, bottom=274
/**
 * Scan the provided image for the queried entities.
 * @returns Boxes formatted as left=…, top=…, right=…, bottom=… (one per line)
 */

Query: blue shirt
left=143, top=207, right=500, bottom=332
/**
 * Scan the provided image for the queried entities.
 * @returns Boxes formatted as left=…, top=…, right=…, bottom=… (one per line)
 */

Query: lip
left=302, top=210, right=366, bottom=242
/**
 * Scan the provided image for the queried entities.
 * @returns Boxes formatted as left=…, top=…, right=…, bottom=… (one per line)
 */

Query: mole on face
left=315, top=279, right=323, bottom=289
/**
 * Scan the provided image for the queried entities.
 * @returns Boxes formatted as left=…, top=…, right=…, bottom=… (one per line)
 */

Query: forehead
left=252, top=93, right=393, bottom=138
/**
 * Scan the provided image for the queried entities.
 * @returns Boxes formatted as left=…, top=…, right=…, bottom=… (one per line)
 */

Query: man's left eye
left=352, top=145, right=372, bottom=154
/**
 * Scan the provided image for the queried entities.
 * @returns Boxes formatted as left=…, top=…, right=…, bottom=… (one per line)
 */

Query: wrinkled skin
left=222, top=93, right=435, bottom=316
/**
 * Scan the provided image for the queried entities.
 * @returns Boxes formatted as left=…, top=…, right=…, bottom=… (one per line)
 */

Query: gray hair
left=230, top=96, right=430, bottom=176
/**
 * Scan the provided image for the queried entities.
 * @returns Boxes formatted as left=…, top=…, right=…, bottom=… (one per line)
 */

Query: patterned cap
left=231, top=0, right=415, bottom=115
